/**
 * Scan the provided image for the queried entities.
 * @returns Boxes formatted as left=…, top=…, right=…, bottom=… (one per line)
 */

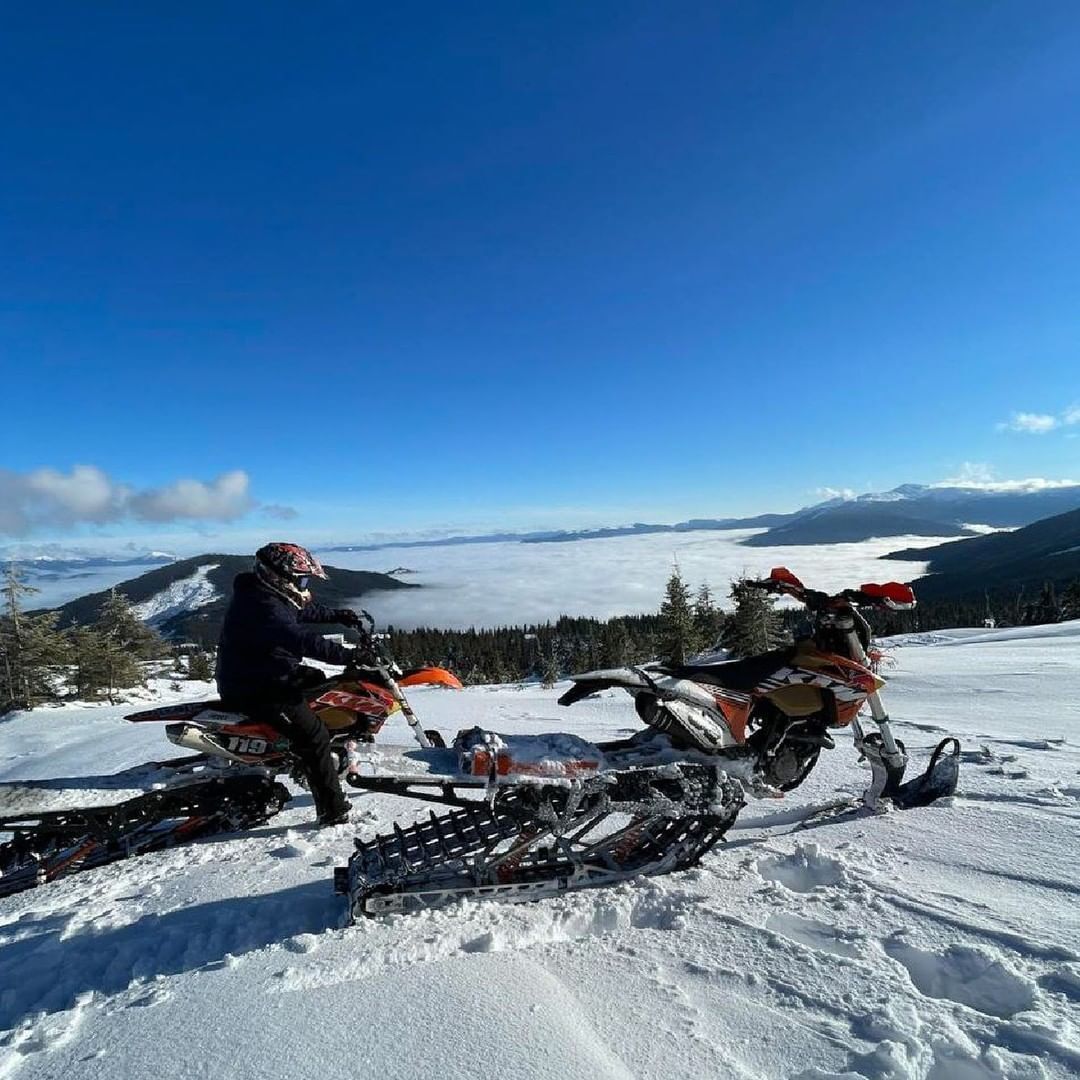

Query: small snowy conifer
left=722, top=578, right=788, bottom=658
left=659, top=566, right=698, bottom=665
left=692, top=583, right=725, bottom=652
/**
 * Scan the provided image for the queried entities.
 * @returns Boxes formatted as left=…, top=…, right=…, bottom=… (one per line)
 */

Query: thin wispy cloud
left=0, top=466, right=257, bottom=537
left=997, top=404, right=1080, bottom=434
left=261, top=504, right=301, bottom=521
left=997, top=412, right=1059, bottom=434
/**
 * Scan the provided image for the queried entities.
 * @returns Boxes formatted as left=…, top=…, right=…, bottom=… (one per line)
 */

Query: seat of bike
left=664, top=647, right=795, bottom=693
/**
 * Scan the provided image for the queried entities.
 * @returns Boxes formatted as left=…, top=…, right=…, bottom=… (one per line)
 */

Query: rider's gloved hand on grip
left=341, top=647, right=379, bottom=674
left=333, top=609, right=364, bottom=627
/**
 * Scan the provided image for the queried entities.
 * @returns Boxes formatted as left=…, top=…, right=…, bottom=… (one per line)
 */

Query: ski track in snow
left=1, top=625, right=1079, bottom=1078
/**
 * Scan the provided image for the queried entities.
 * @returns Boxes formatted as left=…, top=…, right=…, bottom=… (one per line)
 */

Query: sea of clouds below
left=332, top=528, right=939, bottom=630
left=22, top=529, right=940, bottom=628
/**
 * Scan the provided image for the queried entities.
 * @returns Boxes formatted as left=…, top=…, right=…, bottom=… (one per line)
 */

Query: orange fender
left=398, top=666, right=464, bottom=690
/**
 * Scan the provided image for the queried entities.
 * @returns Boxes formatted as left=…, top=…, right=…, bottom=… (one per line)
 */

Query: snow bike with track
left=0, top=615, right=460, bottom=899
left=2, top=578, right=959, bottom=913
left=335, top=569, right=960, bottom=919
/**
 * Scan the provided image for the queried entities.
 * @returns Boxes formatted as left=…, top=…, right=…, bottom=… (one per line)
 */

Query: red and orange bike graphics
left=127, top=662, right=462, bottom=772
left=560, top=568, right=959, bottom=804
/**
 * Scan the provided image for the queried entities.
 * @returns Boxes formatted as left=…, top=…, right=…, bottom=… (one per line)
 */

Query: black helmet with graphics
left=254, top=542, right=327, bottom=608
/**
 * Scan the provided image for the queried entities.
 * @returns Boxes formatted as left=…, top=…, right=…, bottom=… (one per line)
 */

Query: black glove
left=333, top=609, right=364, bottom=627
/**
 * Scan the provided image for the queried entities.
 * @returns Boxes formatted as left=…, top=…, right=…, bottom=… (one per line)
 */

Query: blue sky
left=2, top=2, right=1079, bottom=549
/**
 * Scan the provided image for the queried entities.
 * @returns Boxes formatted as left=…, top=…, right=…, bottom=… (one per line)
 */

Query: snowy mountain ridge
left=326, top=482, right=1080, bottom=552
left=131, top=564, right=221, bottom=628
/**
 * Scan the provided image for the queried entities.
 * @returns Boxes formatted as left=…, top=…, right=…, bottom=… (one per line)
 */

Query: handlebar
left=746, top=570, right=916, bottom=612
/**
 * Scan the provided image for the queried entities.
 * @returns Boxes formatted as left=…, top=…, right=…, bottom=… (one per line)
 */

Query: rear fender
left=125, top=700, right=221, bottom=723
left=558, top=668, right=657, bottom=706
left=559, top=668, right=718, bottom=713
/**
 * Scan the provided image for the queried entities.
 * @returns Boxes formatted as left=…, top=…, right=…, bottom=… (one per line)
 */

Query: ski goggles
left=296, top=575, right=311, bottom=590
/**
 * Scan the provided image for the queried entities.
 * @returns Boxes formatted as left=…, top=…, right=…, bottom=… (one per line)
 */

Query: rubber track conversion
left=340, top=763, right=744, bottom=917
left=0, top=774, right=289, bottom=899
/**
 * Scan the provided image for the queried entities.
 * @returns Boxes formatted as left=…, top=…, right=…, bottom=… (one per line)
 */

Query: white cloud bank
left=933, top=462, right=1077, bottom=492
left=334, top=530, right=940, bottom=630
left=0, top=466, right=259, bottom=537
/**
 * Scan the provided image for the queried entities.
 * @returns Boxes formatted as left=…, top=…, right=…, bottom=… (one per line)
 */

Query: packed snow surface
left=2, top=624, right=1079, bottom=1079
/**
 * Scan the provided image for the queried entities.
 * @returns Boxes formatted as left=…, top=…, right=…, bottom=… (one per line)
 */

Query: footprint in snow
left=882, top=937, right=1036, bottom=1019
left=755, top=844, right=847, bottom=893
left=127, top=986, right=171, bottom=1009
left=1038, top=965, right=1080, bottom=1003
left=764, top=913, right=863, bottom=959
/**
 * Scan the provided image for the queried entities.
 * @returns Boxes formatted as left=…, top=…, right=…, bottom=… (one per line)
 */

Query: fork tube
left=383, top=667, right=434, bottom=748
left=847, top=631, right=902, bottom=757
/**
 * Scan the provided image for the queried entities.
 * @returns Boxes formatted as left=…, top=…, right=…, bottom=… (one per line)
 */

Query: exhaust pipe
left=165, top=723, right=252, bottom=764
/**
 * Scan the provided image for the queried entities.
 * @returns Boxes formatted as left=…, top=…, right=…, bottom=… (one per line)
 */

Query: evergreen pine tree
left=540, top=641, right=561, bottom=688
left=722, top=578, right=788, bottom=658
left=97, top=590, right=167, bottom=660
left=600, top=620, right=633, bottom=668
left=692, top=583, right=724, bottom=652
left=187, top=649, right=214, bottom=681
left=1034, top=581, right=1061, bottom=625
left=658, top=566, right=698, bottom=665
left=0, top=564, right=70, bottom=709
left=92, top=589, right=154, bottom=700
left=68, top=625, right=111, bottom=700
left=1062, top=579, right=1080, bottom=621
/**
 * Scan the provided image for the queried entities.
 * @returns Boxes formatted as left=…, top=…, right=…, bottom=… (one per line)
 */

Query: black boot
left=315, top=792, right=351, bottom=827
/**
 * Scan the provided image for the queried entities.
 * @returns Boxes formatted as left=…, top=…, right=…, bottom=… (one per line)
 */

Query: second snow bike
left=334, top=569, right=959, bottom=918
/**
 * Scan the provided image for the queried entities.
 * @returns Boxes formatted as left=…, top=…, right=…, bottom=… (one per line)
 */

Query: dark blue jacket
left=215, top=572, right=352, bottom=702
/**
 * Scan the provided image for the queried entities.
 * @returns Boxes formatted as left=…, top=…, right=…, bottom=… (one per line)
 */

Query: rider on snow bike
left=215, top=542, right=370, bottom=826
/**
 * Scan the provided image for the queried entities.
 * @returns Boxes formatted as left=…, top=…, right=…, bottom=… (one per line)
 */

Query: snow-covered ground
left=1, top=625, right=1078, bottom=1079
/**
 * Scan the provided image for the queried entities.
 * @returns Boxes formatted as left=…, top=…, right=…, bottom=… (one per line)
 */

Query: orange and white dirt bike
left=0, top=615, right=463, bottom=901
left=559, top=567, right=960, bottom=809
left=125, top=613, right=462, bottom=782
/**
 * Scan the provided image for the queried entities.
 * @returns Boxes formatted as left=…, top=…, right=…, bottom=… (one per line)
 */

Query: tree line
left=4, top=559, right=1079, bottom=711
left=387, top=572, right=1080, bottom=684
left=0, top=565, right=213, bottom=714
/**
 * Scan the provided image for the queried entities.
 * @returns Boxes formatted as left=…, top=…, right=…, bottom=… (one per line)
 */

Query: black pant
left=227, top=670, right=346, bottom=818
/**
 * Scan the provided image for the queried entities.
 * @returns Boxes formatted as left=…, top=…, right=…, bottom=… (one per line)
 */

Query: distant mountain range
left=44, top=554, right=415, bottom=644
left=1, top=551, right=175, bottom=582
left=742, top=483, right=1080, bottom=546
left=886, top=507, right=1080, bottom=601
left=325, top=482, right=1080, bottom=551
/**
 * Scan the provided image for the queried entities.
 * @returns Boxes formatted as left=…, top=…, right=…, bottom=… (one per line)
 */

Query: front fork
left=381, top=664, right=434, bottom=749
left=847, top=631, right=908, bottom=807
left=852, top=693, right=908, bottom=807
